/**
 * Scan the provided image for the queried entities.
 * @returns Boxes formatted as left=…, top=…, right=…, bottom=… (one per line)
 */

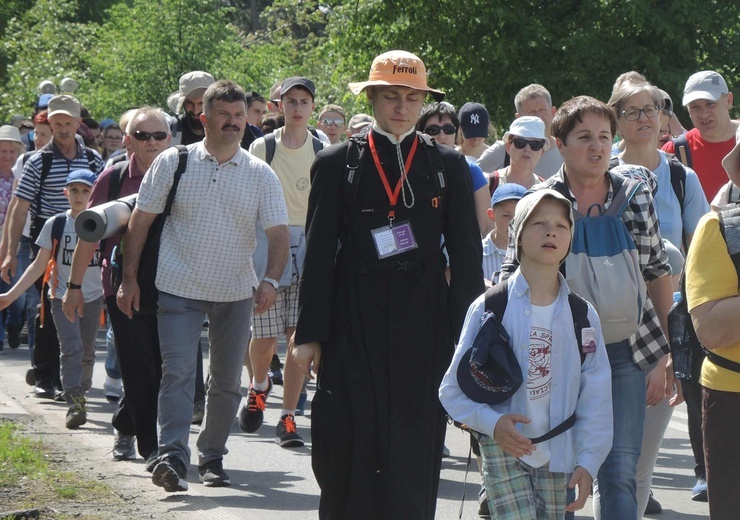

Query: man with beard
left=117, top=80, right=289, bottom=491
left=170, top=71, right=215, bottom=146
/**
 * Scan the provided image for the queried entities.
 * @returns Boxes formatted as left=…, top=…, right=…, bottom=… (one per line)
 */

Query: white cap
left=682, top=71, right=728, bottom=106
left=502, top=116, right=550, bottom=150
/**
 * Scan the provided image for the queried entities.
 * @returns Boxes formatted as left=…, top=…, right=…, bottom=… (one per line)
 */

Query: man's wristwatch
left=66, top=281, right=82, bottom=290
left=262, top=277, right=279, bottom=290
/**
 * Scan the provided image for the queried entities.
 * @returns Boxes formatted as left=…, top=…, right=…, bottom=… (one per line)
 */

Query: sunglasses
left=320, top=118, right=345, bottom=127
left=424, top=124, right=457, bottom=136
left=133, top=131, right=168, bottom=141
left=511, top=138, right=546, bottom=151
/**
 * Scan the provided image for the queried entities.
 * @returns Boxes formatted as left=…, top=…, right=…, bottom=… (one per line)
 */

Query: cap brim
left=348, top=80, right=445, bottom=102
left=682, top=90, right=722, bottom=106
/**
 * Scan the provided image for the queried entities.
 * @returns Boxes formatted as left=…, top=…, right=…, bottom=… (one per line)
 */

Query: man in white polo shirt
left=117, top=80, right=289, bottom=492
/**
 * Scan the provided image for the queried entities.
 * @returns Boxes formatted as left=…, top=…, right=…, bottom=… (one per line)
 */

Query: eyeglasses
left=424, top=124, right=457, bottom=136
left=320, top=118, right=345, bottom=127
left=132, top=131, right=168, bottom=141
left=511, top=138, right=546, bottom=151
left=620, top=105, right=660, bottom=121
left=105, top=135, right=122, bottom=141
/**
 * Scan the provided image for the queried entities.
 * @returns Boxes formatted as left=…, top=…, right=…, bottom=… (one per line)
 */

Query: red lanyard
left=367, top=131, right=419, bottom=224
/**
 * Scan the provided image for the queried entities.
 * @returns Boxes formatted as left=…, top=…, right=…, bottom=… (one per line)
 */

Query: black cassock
left=296, top=129, right=484, bottom=519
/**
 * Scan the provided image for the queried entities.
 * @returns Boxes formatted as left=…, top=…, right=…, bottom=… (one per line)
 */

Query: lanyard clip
left=387, top=213, right=395, bottom=228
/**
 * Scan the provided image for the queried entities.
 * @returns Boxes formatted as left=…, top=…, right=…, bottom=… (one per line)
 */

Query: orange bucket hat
left=348, top=50, right=445, bottom=101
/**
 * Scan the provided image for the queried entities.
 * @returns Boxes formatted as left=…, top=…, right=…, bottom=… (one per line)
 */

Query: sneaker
left=191, top=400, right=205, bottom=425
left=152, top=456, right=188, bottom=492
left=65, top=397, right=87, bottom=429
left=198, top=459, right=230, bottom=487
left=295, top=392, right=308, bottom=416
left=25, top=368, right=36, bottom=386
left=275, top=414, right=304, bottom=448
left=53, top=388, right=65, bottom=402
left=442, top=444, right=450, bottom=458
left=145, top=452, right=159, bottom=473
left=33, top=384, right=54, bottom=399
left=104, top=376, right=123, bottom=404
left=238, top=380, right=272, bottom=433
left=112, top=432, right=136, bottom=461
left=7, top=326, right=21, bottom=349
left=270, top=355, right=284, bottom=385
left=691, top=477, right=708, bottom=502
left=645, top=490, right=662, bottom=514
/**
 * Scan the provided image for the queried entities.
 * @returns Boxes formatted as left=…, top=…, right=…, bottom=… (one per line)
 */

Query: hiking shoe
left=645, top=490, right=662, bottom=514
left=198, top=459, right=230, bottom=487
left=65, top=397, right=87, bottom=429
left=691, top=477, right=708, bottom=502
left=145, top=452, right=159, bottom=473
left=104, top=376, right=123, bottom=404
left=25, top=368, right=36, bottom=386
left=7, top=326, right=21, bottom=349
left=152, top=456, right=188, bottom=492
left=112, top=432, right=136, bottom=461
left=270, top=354, right=284, bottom=385
left=275, top=414, right=304, bottom=448
left=191, top=400, right=205, bottom=425
left=295, top=392, right=308, bottom=416
left=238, top=380, right=272, bottom=433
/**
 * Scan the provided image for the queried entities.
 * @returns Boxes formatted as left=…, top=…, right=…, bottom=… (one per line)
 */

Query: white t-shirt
left=35, top=211, right=103, bottom=302
left=519, top=300, right=555, bottom=468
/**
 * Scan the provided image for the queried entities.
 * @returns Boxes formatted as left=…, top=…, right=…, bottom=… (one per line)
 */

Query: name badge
left=371, top=220, right=418, bottom=259
left=581, top=327, right=597, bottom=354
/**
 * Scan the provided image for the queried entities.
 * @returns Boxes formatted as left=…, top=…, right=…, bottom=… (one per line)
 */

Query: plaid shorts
left=478, top=434, right=569, bottom=519
left=251, top=281, right=299, bottom=338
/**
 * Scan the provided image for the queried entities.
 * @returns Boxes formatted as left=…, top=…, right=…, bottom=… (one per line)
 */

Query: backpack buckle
left=431, top=196, right=441, bottom=208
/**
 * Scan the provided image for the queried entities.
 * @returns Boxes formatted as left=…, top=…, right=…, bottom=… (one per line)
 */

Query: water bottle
left=667, top=291, right=693, bottom=380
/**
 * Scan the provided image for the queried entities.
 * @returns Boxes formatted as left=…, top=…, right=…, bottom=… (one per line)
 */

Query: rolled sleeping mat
left=75, top=194, right=138, bottom=242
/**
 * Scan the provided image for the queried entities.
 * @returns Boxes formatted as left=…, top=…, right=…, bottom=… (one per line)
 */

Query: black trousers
left=107, top=296, right=162, bottom=458
left=33, top=283, right=60, bottom=389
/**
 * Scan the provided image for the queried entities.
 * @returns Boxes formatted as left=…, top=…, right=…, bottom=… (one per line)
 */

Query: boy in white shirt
left=440, top=189, right=613, bottom=518
left=482, top=183, right=527, bottom=283
left=0, top=170, right=103, bottom=429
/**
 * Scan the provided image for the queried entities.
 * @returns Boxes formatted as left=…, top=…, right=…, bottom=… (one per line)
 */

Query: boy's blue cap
left=37, top=93, right=54, bottom=109
left=66, top=169, right=96, bottom=187
left=491, top=183, right=527, bottom=208
left=99, top=118, right=116, bottom=129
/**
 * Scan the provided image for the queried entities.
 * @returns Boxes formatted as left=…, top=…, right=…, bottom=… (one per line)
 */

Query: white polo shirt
left=136, top=141, right=288, bottom=302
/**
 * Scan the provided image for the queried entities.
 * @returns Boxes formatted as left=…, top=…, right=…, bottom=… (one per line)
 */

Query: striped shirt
left=15, top=141, right=103, bottom=220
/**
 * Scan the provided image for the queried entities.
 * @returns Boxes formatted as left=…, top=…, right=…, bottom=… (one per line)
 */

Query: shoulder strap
left=672, top=134, right=692, bottom=168
left=567, top=292, right=591, bottom=365
left=344, top=135, right=367, bottom=205
left=608, top=155, right=619, bottom=170
left=418, top=132, right=447, bottom=199
left=163, top=145, right=188, bottom=217
left=264, top=133, right=276, bottom=165
left=483, top=280, right=509, bottom=323
left=488, top=170, right=500, bottom=195
left=311, top=135, right=323, bottom=156
left=35, top=151, right=55, bottom=216
left=667, top=157, right=687, bottom=214
left=605, top=176, right=641, bottom=217
left=40, top=213, right=69, bottom=326
left=50, top=213, right=67, bottom=256
left=503, top=150, right=510, bottom=168
left=717, top=204, right=740, bottom=278
left=107, top=160, right=130, bottom=202
left=85, top=148, right=97, bottom=172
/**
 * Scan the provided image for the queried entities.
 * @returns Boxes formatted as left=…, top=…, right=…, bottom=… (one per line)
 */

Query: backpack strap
left=343, top=134, right=367, bottom=206
left=567, top=292, right=591, bottom=365
left=311, top=135, right=323, bottom=156
left=604, top=176, right=641, bottom=217
left=488, top=170, right=500, bottom=196
left=35, top=151, right=54, bottom=217
left=608, top=155, right=619, bottom=170
left=84, top=148, right=98, bottom=172
left=40, top=213, right=69, bottom=326
left=163, top=145, right=188, bottom=217
left=717, top=204, right=740, bottom=280
left=503, top=150, right=510, bottom=168
left=418, top=132, right=448, bottom=208
left=667, top=156, right=687, bottom=214
left=671, top=134, right=692, bottom=169
left=107, top=160, right=130, bottom=202
left=264, top=133, right=276, bottom=165
left=483, top=279, right=509, bottom=323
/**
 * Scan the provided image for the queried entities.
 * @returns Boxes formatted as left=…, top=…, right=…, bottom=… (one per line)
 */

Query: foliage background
left=0, top=0, right=737, bottom=132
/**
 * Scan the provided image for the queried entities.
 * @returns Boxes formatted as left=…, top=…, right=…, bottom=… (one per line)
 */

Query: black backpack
left=109, top=145, right=188, bottom=314
left=668, top=203, right=740, bottom=376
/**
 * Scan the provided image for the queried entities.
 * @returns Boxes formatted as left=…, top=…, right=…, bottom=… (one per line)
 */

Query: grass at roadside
left=0, top=420, right=123, bottom=519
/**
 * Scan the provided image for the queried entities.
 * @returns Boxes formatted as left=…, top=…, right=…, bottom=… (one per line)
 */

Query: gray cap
left=511, top=189, right=574, bottom=263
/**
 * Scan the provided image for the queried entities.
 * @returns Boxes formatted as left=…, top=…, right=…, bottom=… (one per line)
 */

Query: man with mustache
left=117, top=80, right=289, bottom=491
left=242, top=77, right=324, bottom=448
left=0, top=94, right=103, bottom=399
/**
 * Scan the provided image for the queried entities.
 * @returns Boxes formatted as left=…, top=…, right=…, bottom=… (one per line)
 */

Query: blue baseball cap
left=66, top=169, right=97, bottom=187
left=491, top=183, right=527, bottom=208
left=37, top=93, right=54, bottom=110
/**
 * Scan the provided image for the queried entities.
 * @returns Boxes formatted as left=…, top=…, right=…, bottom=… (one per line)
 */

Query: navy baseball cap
left=66, top=169, right=96, bottom=187
left=280, top=77, right=316, bottom=100
left=491, top=183, right=527, bottom=208
left=456, top=313, right=523, bottom=405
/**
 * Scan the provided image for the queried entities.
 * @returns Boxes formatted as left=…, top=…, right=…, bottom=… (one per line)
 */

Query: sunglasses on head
left=424, top=124, right=457, bottom=136
left=133, top=131, right=168, bottom=141
left=511, top=137, right=545, bottom=151
left=320, top=118, right=345, bottom=127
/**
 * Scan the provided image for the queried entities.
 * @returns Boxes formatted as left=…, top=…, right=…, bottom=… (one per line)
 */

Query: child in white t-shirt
left=482, top=183, right=527, bottom=283
left=0, top=170, right=103, bottom=429
left=440, top=189, right=613, bottom=517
